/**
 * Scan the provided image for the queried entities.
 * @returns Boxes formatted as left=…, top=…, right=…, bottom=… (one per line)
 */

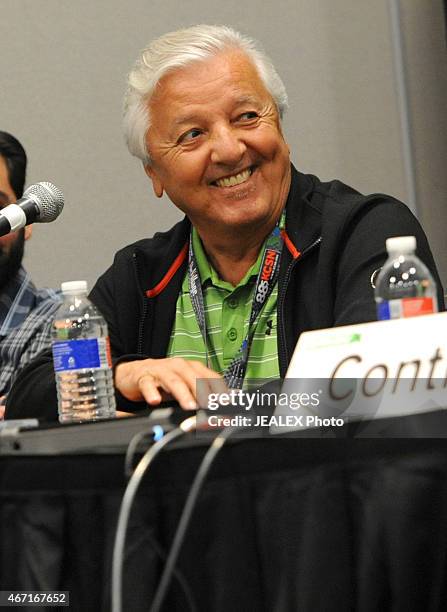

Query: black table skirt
left=2, top=428, right=447, bottom=611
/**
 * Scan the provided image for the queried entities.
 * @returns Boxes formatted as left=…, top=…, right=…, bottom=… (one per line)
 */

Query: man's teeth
left=215, top=168, right=252, bottom=188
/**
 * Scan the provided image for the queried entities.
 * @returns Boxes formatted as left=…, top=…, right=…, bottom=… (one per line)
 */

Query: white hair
left=123, top=24, right=288, bottom=164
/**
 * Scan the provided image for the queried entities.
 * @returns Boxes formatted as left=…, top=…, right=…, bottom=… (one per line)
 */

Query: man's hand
left=0, top=396, right=5, bottom=420
left=114, top=358, right=227, bottom=410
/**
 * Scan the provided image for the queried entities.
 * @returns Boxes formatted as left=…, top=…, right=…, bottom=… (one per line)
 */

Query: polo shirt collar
left=191, top=227, right=264, bottom=292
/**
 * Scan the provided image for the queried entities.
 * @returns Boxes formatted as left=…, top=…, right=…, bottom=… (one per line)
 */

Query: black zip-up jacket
left=6, top=166, right=443, bottom=420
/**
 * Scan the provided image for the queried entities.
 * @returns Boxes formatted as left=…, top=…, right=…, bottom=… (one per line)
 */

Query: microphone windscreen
left=23, top=182, right=64, bottom=222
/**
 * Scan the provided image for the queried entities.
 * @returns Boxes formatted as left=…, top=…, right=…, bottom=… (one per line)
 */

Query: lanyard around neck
left=188, top=212, right=284, bottom=389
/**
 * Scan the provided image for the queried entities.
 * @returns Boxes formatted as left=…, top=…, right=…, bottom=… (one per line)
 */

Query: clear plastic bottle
left=375, top=236, right=438, bottom=320
left=51, top=280, right=116, bottom=423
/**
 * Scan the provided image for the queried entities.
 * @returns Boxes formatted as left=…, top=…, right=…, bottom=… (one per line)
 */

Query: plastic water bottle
left=51, top=280, right=116, bottom=423
left=375, top=236, right=438, bottom=320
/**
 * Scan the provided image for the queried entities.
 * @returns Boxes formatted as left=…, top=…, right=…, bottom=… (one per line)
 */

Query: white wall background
left=1, top=0, right=446, bottom=290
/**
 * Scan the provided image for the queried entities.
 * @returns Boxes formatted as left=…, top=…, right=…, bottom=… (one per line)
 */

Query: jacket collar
left=284, top=164, right=322, bottom=255
left=132, top=218, right=190, bottom=297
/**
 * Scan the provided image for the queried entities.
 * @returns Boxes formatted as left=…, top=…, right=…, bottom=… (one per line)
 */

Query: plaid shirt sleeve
left=0, top=294, right=62, bottom=396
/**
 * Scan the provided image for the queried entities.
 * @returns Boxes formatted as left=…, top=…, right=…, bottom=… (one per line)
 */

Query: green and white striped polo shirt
left=167, top=227, right=280, bottom=383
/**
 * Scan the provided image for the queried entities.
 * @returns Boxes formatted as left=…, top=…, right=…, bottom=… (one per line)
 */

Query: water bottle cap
left=61, top=280, right=88, bottom=294
left=386, top=236, right=416, bottom=255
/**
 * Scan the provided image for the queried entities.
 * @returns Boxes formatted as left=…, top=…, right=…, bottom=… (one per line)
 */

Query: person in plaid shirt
left=0, top=131, right=61, bottom=417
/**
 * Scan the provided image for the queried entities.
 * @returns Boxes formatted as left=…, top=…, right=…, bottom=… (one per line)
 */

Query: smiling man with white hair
left=6, top=25, right=443, bottom=421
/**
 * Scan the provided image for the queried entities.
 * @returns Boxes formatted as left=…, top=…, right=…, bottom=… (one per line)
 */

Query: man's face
left=145, top=50, right=291, bottom=242
left=0, top=155, right=25, bottom=290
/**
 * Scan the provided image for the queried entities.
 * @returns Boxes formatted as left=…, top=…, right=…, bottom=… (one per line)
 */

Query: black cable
left=105, top=528, right=198, bottom=612
left=143, top=532, right=199, bottom=612
left=111, top=416, right=197, bottom=612
left=121, top=428, right=198, bottom=609
left=149, top=426, right=236, bottom=612
left=124, top=429, right=153, bottom=479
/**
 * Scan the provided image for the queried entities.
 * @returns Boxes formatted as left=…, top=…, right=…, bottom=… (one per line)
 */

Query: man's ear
left=144, top=163, right=164, bottom=198
left=24, top=225, right=33, bottom=241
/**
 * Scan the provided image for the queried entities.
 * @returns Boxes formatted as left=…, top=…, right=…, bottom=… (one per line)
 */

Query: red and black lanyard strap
left=188, top=212, right=285, bottom=389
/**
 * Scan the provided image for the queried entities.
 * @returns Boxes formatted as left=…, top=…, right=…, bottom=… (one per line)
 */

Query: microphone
left=0, top=182, right=64, bottom=237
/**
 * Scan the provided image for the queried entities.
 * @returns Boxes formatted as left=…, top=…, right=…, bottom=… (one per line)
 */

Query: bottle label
left=377, top=297, right=436, bottom=320
left=52, top=337, right=112, bottom=372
